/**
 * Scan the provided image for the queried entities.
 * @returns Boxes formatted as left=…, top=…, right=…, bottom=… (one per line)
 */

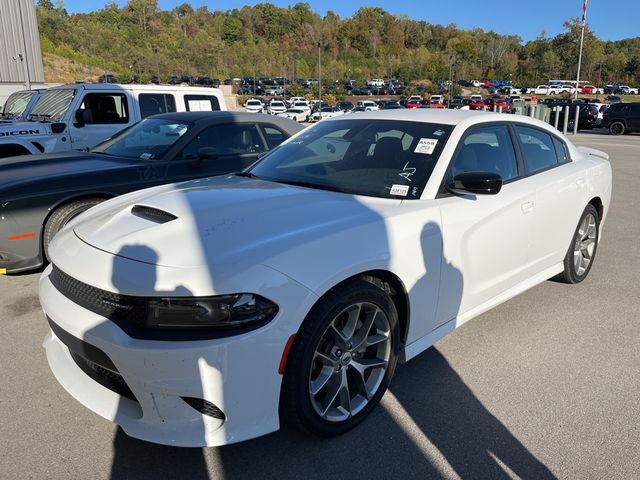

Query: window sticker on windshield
left=140, top=153, right=152, bottom=160
left=390, top=184, right=409, bottom=196
left=414, top=138, right=438, bottom=155
left=398, top=162, right=417, bottom=182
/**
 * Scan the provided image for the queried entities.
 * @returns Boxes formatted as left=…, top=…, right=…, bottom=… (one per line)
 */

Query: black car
left=601, top=102, right=640, bottom=135
left=0, top=112, right=303, bottom=273
left=548, top=102, right=598, bottom=131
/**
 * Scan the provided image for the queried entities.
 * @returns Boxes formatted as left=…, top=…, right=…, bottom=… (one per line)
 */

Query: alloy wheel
left=573, top=212, right=597, bottom=276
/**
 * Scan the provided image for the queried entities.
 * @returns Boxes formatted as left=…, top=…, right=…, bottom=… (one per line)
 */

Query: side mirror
left=448, top=172, right=502, bottom=196
left=74, top=109, right=92, bottom=128
left=191, top=147, right=218, bottom=167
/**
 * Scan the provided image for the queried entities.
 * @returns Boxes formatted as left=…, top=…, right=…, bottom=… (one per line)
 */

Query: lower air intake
left=181, top=397, right=226, bottom=421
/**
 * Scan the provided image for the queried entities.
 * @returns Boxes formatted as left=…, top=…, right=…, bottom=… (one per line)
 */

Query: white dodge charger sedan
left=40, top=110, right=612, bottom=447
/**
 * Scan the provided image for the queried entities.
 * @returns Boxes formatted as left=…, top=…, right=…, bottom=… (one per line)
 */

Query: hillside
left=36, top=0, right=640, bottom=86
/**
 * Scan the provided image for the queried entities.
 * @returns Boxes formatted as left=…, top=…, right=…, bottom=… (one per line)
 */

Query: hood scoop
left=130, top=205, right=177, bottom=224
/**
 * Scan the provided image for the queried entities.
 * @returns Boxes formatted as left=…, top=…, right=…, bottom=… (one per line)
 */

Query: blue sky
left=58, top=0, right=639, bottom=42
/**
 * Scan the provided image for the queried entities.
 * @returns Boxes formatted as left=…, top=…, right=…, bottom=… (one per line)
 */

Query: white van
left=0, top=83, right=226, bottom=158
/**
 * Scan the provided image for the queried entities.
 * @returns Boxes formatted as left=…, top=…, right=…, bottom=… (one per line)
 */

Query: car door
left=167, top=122, right=268, bottom=182
left=436, top=124, right=536, bottom=322
left=513, top=125, right=588, bottom=272
left=628, top=103, right=640, bottom=131
left=69, top=92, right=134, bottom=150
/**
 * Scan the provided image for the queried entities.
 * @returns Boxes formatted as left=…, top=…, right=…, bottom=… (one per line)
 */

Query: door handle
left=521, top=201, right=535, bottom=214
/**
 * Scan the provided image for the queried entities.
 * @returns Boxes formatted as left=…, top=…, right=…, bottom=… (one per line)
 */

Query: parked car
left=41, top=110, right=611, bottom=448
left=0, top=83, right=227, bottom=158
left=337, top=101, right=354, bottom=112
left=468, top=98, right=486, bottom=110
left=356, top=100, right=380, bottom=111
left=0, top=88, right=46, bottom=124
left=605, top=95, right=622, bottom=104
left=278, top=108, right=309, bottom=122
left=484, top=97, right=511, bottom=112
left=448, top=96, right=465, bottom=109
left=602, top=102, right=640, bottom=135
left=244, top=99, right=265, bottom=114
left=581, top=85, right=603, bottom=95
left=310, top=106, right=345, bottom=122
left=405, top=99, right=421, bottom=109
left=0, top=112, right=303, bottom=274
left=548, top=102, right=599, bottom=130
left=267, top=100, right=287, bottom=115
left=617, top=85, right=638, bottom=95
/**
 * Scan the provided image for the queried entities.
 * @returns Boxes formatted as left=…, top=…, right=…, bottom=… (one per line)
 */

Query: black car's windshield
left=250, top=119, right=453, bottom=199
left=29, top=88, right=75, bottom=121
left=2, top=91, right=34, bottom=118
left=92, top=118, right=190, bottom=159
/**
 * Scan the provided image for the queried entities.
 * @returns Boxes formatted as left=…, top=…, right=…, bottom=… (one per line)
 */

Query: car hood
left=73, top=175, right=398, bottom=271
left=0, top=151, right=136, bottom=192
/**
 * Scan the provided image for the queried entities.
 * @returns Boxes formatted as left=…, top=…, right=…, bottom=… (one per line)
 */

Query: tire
left=555, top=204, right=600, bottom=284
left=280, top=278, right=399, bottom=436
left=609, top=121, right=625, bottom=135
left=43, top=198, right=104, bottom=262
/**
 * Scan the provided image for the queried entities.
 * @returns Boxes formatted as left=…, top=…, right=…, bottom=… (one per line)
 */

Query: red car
left=405, top=99, right=421, bottom=109
left=468, top=99, right=486, bottom=110
left=484, top=97, right=511, bottom=112
left=429, top=99, right=445, bottom=109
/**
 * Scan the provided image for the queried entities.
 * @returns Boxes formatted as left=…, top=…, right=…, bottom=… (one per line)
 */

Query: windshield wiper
left=28, top=113, right=53, bottom=122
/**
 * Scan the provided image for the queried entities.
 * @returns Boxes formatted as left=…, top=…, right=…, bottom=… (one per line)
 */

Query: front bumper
left=40, top=264, right=317, bottom=447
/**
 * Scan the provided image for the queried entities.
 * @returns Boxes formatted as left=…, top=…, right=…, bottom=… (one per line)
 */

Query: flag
left=582, top=0, right=589, bottom=24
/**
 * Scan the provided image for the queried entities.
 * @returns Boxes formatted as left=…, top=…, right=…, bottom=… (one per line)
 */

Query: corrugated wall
left=0, top=0, right=45, bottom=84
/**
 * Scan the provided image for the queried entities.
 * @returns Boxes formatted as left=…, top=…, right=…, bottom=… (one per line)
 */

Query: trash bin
left=511, top=100, right=526, bottom=116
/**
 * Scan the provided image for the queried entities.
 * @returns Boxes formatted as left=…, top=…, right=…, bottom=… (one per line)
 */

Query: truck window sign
left=0, top=129, right=40, bottom=137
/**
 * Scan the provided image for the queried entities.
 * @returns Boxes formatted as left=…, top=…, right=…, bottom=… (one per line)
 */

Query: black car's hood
left=0, top=151, right=137, bottom=193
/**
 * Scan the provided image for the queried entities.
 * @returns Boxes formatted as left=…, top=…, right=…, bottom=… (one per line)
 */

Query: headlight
left=146, top=294, right=278, bottom=330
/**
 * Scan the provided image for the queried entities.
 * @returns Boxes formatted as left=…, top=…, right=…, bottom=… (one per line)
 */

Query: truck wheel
left=43, top=198, right=104, bottom=262
left=609, top=122, right=625, bottom=135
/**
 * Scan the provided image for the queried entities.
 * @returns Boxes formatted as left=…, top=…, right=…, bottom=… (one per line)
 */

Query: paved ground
left=1, top=132, right=638, bottom=480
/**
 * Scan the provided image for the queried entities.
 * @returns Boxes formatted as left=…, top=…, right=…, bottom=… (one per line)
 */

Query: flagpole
left=574, top=3, right=587, bottom=99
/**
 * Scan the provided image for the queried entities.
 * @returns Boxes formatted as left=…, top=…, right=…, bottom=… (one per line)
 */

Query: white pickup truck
left=0, top=83, right=226, bottom=158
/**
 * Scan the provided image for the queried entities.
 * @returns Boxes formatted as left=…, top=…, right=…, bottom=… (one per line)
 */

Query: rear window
left=184, top=94, right=220, bottom=112
left=139, top=93, right=176, bottom=119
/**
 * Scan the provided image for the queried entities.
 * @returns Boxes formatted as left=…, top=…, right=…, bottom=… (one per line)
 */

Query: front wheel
left=555, top=204, right=600, bottom=284
left=43, top=198, right=104, bottom=262
left=281, top=279, right=399, bottom=436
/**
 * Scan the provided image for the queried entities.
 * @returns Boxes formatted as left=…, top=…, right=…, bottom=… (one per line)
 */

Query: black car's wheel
left=281, top=278, right=399, bottom=436
left=555, top=204, right=600, bottom=284
left=43, top=198, right=104, bottom=261
left=609, top=121, right=626, bottom=135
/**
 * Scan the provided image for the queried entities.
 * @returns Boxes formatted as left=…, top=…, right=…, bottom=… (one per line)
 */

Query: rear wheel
left=609, top=121, right=625, bottom=135
left=43, top=198, right=104, bottom=261
left=555, top=204, right=600, bottom=284
left=281, top=279, right=399, bottom=436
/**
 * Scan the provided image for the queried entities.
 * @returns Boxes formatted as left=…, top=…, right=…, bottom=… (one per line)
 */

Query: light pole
left=317, top=41, right=322, bottom=105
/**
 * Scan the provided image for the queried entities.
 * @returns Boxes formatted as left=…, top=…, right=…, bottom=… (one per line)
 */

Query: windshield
left=250, top=119, right=453, bottom=199
left=92, top=118, right=190, bottom=159
left=29, top=88, right=75, bottom=120
left=2, top=91, right=34, bottom=118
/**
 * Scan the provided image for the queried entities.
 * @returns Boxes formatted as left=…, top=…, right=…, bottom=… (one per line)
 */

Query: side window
left=552, top=137, right=569, bottom=164
left=261, top=125, right=288, bottom=149
left=139, top=94, right=176, bottom=119
left=184, top=95, right=220, bottom=112
left=451, top=125, right=518, bottom=181
left=79, top=93, right=129, bottom=124
left=180, top=124, right=266, bottom=159
left=515, top=126, right=557, bottom=174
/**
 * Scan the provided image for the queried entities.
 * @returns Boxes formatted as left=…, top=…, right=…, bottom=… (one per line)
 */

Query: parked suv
left=601, top=102, right=640, bottom=135
left=0, top=83, right=227, bottom=158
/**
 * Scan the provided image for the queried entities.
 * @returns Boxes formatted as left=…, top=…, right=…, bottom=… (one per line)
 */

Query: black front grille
left=181, top=397, right=226, bottom=421
left=70, top=351, right=137, bottom=401
left=50, top=264, right=149, bottom=327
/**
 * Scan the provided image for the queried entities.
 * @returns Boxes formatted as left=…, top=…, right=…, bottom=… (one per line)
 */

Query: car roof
left=147, top=111, right=301, bottom=128
left=322, top=108, right=561, bottom=130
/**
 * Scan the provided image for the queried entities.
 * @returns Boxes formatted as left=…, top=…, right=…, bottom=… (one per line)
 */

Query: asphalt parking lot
left=1, top=132, right=638, bottom=480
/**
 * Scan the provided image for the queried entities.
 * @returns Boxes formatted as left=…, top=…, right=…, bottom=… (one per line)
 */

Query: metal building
left=0, top=0, right=45, bottom=87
